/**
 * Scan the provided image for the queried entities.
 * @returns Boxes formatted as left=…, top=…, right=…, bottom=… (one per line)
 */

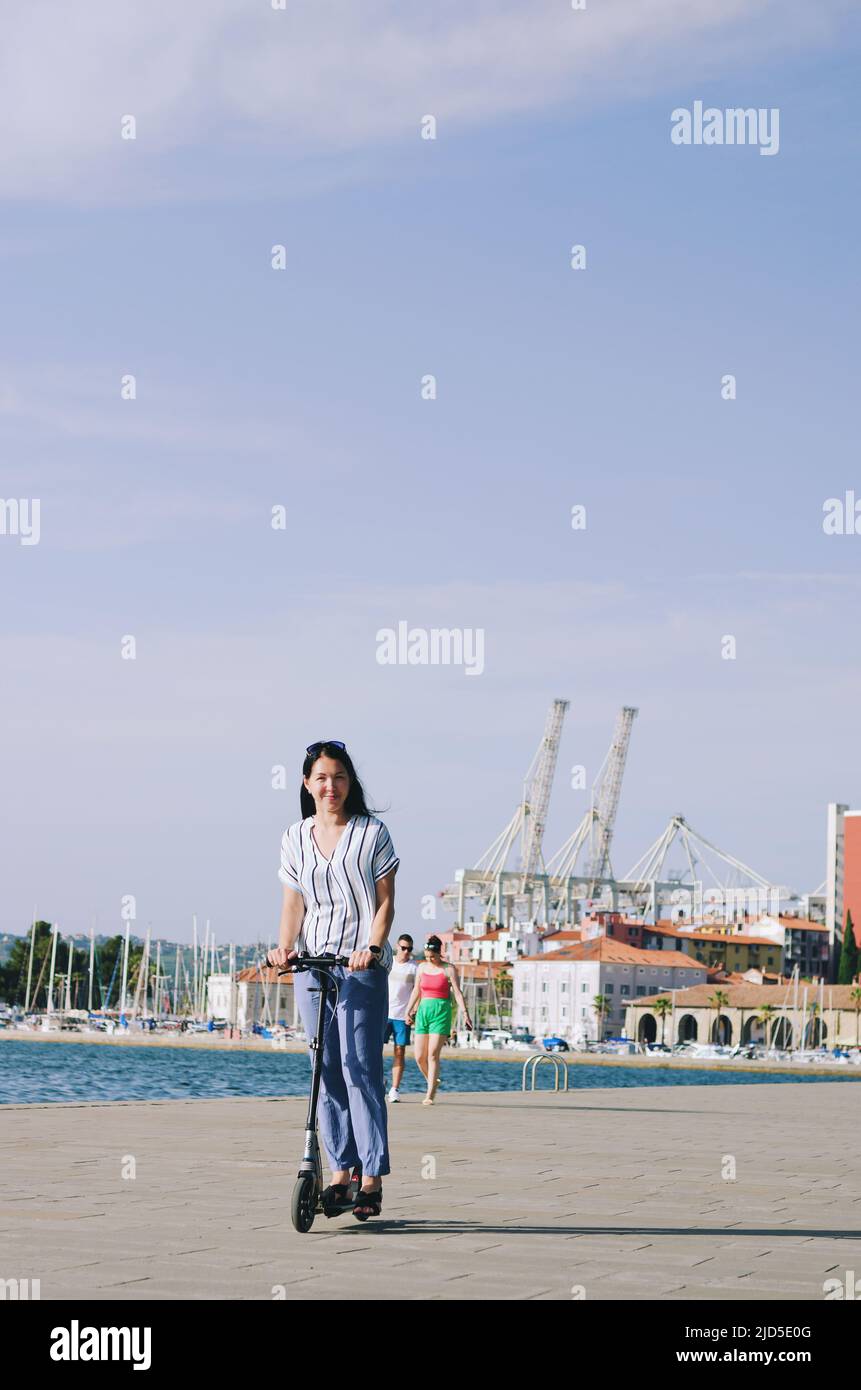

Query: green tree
left=837, top=911, right=859, bottom=985
left=0, top=921, right=54, bottom=1007
left=0, top=925, right=143, bottom=1011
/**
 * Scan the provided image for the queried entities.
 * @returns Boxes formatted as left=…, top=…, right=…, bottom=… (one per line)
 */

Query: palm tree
left=708, top=989, right=730, bottom=1044
left=493, top=965, right=512, bottom=1030
left=651, top=996, right=672, bottom=1045
left=756, top=1002, right=778, bottom=1053
left=807, top=1000, right=821, bottom=1049
left=592, top=994, right=611, bottom=1042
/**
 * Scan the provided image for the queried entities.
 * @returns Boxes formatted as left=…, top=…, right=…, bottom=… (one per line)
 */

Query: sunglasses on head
left=306, top=740, right=346, bottom=756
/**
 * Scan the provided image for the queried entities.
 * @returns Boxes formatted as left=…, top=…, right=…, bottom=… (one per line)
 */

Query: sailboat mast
left=200, top=921, right=210, bottom=1019
left=139, top=926, right=151, bottom=1017
left=120, top=921, right=130, bottom=1019
left=192, top=915, right=199, bottom=1019
left=231, top=943, right=238, bottom=1034
left=64, top=937, right=74, bottom=1013
left=47, top=922, right=60, bottom=1014
left=88, top=925, right=95, bottom=1013
left=24, top=910, right=37, bottom=1013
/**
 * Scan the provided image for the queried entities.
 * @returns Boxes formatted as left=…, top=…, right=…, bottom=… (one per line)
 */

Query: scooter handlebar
left=274, top=953, right=377, bottom=975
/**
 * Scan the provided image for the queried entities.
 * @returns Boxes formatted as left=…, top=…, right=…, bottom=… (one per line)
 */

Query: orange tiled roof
left=776, top=917, right=828, bottom=933
left=518, top=939, right=705, bottom=968
left=235, top=965, right=294, bottom=984
left=644, top=924, right=779, bottom=947
left=458, top=961, right=510, bottom=979
left=628, top=983, right=861, bottom=1008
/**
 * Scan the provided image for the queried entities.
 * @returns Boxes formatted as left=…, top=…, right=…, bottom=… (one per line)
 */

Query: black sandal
left=352, top=1184, right=382, bottom=1221
left=321, top=1182, right=354, bottom=1217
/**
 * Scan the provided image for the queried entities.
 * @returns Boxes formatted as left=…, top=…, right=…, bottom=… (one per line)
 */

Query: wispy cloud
left=692, top=571, right=861, bottom=588
left=0, top=0, right=845, bottom=202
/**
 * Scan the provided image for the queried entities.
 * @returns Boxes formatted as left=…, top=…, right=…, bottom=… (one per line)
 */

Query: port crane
left=542, top=706, right=638, bottom=922
left=440, top=698, right=569, bottom=927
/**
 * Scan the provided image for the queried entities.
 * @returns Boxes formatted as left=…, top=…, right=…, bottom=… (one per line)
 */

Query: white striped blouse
left=278, top=814, right=400, bottom=969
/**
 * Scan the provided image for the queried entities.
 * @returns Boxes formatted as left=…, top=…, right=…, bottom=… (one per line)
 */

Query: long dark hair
left=299, top=743, right=374, bottom=820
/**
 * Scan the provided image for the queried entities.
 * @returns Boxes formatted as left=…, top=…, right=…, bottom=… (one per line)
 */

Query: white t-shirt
left=387, top=959, right=417, bottom=1020
left=278, top=813, right=399, bottom=971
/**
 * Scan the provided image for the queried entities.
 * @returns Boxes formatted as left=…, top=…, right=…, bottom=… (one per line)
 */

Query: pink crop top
left=420, top=969, right=451, bottom=999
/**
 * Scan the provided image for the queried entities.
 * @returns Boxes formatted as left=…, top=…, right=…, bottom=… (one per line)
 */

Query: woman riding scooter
left=267, top=740, right=399, bottom=1220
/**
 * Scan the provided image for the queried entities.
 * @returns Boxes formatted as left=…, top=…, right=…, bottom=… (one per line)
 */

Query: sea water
left=0, top=1040, right=858, bottom=1105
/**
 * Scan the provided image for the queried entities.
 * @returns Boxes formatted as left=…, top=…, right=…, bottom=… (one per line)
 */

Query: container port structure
left=440, top=701, right=787, bottom=931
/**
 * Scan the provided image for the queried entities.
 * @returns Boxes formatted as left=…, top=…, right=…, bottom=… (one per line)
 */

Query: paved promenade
left=2, top=1082, right=858, bottom=1301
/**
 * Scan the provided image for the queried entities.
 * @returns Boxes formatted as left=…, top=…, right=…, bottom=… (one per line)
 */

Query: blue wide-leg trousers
left=293, top=963, right=391, bottom=1177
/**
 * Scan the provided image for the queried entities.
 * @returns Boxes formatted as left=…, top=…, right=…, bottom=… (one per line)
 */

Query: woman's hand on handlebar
left=347, top=948, right=376, bottom=971
left=266, top=946, right=298, bottom=969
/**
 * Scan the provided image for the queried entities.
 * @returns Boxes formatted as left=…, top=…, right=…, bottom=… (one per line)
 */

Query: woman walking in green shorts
left=405, top=936, right=471, bottom=1105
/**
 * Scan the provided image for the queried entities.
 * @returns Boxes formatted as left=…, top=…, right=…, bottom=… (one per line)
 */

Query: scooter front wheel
left=291, top=1174, right=317, bottom=1233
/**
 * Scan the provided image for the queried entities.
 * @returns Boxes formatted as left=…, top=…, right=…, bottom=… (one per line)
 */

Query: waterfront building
left=437, top=923, right=543, bottom=964
left=539, top=928, right=582, bottom=953
left=626, top=982, right=861, bottom=1049
left=433, top=929, right=474, bottom=964
left=209, top=967, right=295, bottom=1031
left=512, top=939, right=706, bottom=1044
left=640, top=923, right=783, bottom=974
left=827, top=802, right=861, bottom=970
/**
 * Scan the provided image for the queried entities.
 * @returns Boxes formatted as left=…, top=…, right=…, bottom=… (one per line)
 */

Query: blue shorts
left=384, top=1018, right=411, bottom=1046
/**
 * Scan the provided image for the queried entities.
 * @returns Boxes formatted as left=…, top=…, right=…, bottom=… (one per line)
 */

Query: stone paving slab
left=0, top=1083, right=859, bottom=1301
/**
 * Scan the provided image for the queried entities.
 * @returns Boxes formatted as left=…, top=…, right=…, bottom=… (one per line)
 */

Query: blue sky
left=1, top=0, right=860, bottom=947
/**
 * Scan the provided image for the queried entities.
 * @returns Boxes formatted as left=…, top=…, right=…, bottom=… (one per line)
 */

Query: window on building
left=605, top=983, right=614, bottom=994
left=541, top=982, right=547, bottom=993
left=581, top=982, right=587, bottom=992
left=620, top=985, right=630, bottom=996
left=561, top=982, right=567, bottom=993
left=636, top=986, right=647, bottom=996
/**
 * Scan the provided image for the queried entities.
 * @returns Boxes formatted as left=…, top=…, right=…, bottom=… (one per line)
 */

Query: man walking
left=384, top=934, right=417, bottom=1101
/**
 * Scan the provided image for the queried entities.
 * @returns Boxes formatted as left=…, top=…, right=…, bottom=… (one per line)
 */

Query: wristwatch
left=368, top=944, right=382, bottom=956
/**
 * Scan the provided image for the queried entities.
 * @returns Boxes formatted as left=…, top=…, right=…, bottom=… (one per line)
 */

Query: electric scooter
left=278, top=952, right=376, bottom=1233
